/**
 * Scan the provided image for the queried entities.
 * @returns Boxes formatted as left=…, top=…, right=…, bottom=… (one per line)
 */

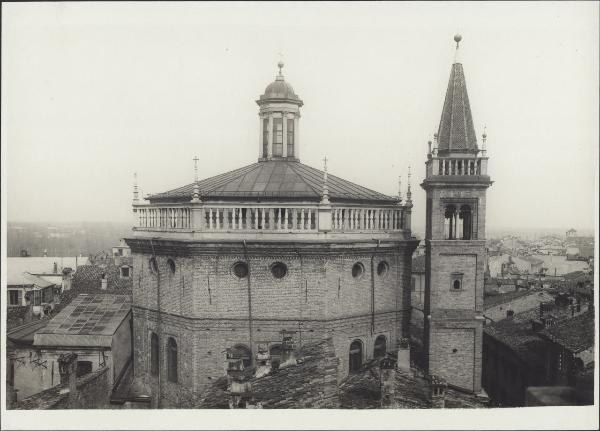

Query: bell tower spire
left=421, top=35, right=492, bottom=395
left=257, top=61, right=303, bottom=162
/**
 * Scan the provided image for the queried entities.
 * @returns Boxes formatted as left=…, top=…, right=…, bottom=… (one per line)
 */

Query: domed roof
left=257, top=62, right=303, bottom=105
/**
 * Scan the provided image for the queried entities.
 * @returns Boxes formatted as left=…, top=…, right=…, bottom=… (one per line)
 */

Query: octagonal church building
left=127, top=35, right=491, bottom=408
left=127, top=61, right=418, bottom=406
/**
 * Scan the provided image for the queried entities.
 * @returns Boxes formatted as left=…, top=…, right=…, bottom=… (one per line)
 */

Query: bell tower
left=421, top=35, right=492, bottom=393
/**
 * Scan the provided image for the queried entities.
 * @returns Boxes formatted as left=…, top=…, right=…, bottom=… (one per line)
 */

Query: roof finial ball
left=454, top=33, right=462, bottom=48
left=277, top=60, right=284, bottom=76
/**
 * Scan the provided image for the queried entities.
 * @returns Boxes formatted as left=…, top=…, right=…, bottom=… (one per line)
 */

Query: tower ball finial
left=278, top=60, right=284, bottom=75
left=454, top=34, right=462, bottom=44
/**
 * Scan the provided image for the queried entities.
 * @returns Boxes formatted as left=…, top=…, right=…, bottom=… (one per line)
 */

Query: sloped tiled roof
left=7, top=319, right=50, bottom=347
left=483, top=308, right=546, bottom=368
left=149, top=160, right=396, bottom=204
left=538, top=311, right=595, bottom=353
left=437, top=60, right=478, bottom=154
left=198, top=338, right=339, bottom=408
left=6, top=257, right=89, bottom=285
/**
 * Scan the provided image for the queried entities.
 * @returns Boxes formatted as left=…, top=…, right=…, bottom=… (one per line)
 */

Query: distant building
left=7, top=256, right=89, bottom=292
left=483, top=289, right=554, bottom=323
left=511, top=255, right=544, bottom=274
left=7, top=272, right=57, bottom=316
left=566, top=228, right=577, bottom=238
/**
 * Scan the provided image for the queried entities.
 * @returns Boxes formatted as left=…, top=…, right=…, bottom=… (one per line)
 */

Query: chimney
left=254, top=344, right=271, bottom=378
left=396, top=337, right=412, bottom=376
left=379, top=355, right=397, bottom=408
left=101, top=274, right=108, bottom=290
left=429, top=375, right=447, bottom=408
left=53, top=262, right=58, bottom=274
left=279, top=331, right=297, bottom=369
left=58, top=353, right=78, bottom=401
left=225, top=349, right=251, bottom=409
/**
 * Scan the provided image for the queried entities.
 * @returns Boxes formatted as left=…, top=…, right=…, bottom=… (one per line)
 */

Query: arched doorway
left=349, top=340, right=363, bottom=372
left=373, top=335, right=387, bottom=359
left=269, top=344, right=281, bottom=370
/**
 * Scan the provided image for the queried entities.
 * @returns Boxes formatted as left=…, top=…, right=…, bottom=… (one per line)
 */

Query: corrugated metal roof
left=34, top=293, right=131, bottom=347
left=149, top=160, right=396, bottom=204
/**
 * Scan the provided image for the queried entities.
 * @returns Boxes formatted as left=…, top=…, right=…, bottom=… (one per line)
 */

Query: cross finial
left=320, top=156, right=330, bottom=205
left=193, top=155, right=199, bottom=182
left=406, top=165, right=412, bottom=202
left=133, top=172, right=139, bottom=202
left=277, top=52, right=284, bottom=77
left=398, top=176, right=402, bottom=203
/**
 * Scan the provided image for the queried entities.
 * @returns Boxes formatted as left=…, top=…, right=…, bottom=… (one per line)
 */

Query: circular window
left=271, top=262, right=288, bottom=279
left=149, top=257, right=158, bottom=274
left=453, top=279, right=461, bottom=290
left=352, top=262, right=365, bottom=279
left=167, top=258, right=176, bottom=274
left=377, top=261, right=389, bottom=277
left=232, top=262, right=249, bottom=279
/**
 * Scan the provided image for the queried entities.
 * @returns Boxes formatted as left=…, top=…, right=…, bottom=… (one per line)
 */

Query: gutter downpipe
left=370, top=239, right=381, bottom=335
left=150, top=239, right=161, bottom=409
left=242, top=240, right=253, bottom=363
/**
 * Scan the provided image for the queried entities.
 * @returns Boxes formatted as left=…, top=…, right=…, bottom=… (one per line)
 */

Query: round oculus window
left=352, top=262, right=365, bottom=279
left=271, top=262, right=288, bottom=279
left=377, top=261, right=389, bottom=277
left=232, top=262, right=249, bottom=279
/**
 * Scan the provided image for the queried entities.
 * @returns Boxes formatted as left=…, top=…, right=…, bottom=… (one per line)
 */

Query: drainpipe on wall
left=242, top=240, right=253, bottom=363
left=370, top=239, right=381, bottom=335
left=150, top=239, right=161, bottom=409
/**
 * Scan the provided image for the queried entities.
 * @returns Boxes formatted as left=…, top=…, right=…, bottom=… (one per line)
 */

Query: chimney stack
left=225, top=349, right=251, bottom=409
left=101, top=274, right=108, bottom=290
left=279, top=331, right=297, bottom=369
left=429, top=375, right=447, bottom=408
left=254, top=344, right=271, bottom=378
left=58, top=353, right=78, bottom=401
left=396, top=337, right=412, bottom=376
left=379, top=355, right=398, bottom=408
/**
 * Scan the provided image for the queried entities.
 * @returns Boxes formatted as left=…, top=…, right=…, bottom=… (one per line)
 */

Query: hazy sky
left=2, top=2, right=598, bottom=232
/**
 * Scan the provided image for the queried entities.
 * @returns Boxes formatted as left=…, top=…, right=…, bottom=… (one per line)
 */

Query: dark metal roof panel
left=149, top=160, right=397, bottom=203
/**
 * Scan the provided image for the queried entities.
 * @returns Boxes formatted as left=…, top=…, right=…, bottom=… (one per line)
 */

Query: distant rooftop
left=538, top=311, right=594, bottom=354
left=7, top=256, right=89, bottom=285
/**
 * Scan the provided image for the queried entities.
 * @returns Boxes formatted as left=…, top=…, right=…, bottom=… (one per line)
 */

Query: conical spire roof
left=436, top=35, right=478, bottom=154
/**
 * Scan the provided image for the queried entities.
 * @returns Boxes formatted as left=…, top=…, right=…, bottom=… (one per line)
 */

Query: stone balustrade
left=331, top=207, right=404, bottom=231
left=133, top=203, right=409, bottom=235
left=426, top=156, right=488, bottom=178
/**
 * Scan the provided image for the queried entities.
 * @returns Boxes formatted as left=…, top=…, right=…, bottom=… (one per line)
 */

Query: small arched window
left=374, top=335, right=387, bottom=358
left=453, top=279, right=461, bottom=290
left=444, top=204, right=457, bottom=239
left=459, top=205, right=472, bottom=240
left=167, top=258, right=176, bottom=275
left=167, top=337, right=178, bottom=383
left=349, top=340, right=363, bottom=372
left=150, top=332, right=159, bottom=376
